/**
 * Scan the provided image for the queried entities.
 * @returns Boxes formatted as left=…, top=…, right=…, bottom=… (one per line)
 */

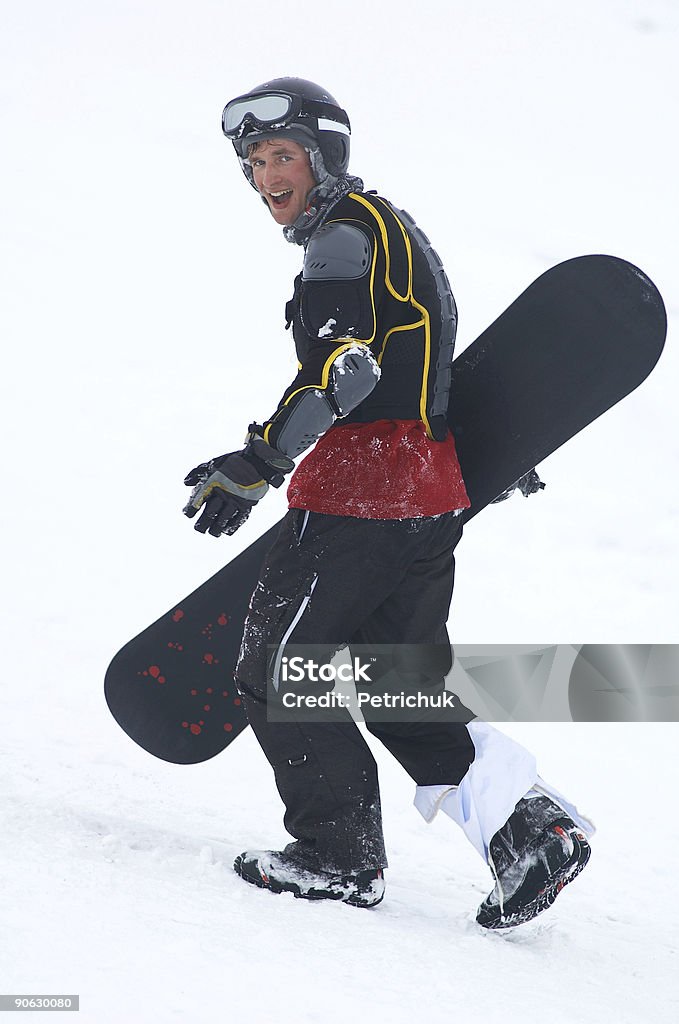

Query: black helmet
left=222, top=77, right=351, bottom=191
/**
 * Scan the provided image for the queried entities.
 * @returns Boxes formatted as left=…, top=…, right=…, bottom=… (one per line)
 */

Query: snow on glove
left=183, top=431, right=294, bottom=538
left=491, top=468, right=546, bottom=504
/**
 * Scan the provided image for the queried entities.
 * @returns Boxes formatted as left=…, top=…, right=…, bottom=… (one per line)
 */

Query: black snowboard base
left=105, top=255, right=666, bottom=764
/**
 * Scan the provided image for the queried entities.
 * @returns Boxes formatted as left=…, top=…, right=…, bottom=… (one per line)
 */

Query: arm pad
left=270, top=344, right=380, bottom=458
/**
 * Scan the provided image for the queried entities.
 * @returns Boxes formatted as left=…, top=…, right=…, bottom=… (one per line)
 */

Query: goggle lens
left=222, top=94, right=294, bottom=136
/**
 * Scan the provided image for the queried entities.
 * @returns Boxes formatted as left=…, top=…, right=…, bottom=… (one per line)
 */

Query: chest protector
left=287, top=192, right=458, bottom=441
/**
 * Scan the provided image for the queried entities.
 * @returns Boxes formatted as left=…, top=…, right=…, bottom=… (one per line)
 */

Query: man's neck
left=283, top=174, right=365, bottom=246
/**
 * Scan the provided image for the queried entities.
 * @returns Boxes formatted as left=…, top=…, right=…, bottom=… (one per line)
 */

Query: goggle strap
left=298, top=97, right=350, bottom=130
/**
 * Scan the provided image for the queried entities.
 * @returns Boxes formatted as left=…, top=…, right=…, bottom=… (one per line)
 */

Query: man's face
left=249, top=138, right=317, bottom=226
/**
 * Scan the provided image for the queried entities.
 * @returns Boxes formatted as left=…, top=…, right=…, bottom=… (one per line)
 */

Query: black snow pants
left=234, top=508, right=476, bottom=873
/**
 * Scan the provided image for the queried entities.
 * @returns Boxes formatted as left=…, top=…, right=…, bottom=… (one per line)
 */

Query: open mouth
left=269, top=189, right=293, bottom=207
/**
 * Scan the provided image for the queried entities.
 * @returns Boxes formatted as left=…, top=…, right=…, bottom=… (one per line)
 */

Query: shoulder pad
left=303, top=223, right=372, bottom=282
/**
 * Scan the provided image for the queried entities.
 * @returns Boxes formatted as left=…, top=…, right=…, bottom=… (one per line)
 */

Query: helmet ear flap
left=322, top=136, right=350, bottom=177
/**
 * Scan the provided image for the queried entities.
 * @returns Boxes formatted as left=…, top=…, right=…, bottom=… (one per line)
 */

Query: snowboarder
left=183, top=78, right=593, bottom=927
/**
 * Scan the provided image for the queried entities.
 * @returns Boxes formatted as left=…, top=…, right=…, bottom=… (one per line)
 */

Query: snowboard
left=105, top=255, right=666, bottom=764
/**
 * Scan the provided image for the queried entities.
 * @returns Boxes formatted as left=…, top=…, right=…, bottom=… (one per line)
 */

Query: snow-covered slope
left=1, top=1, right=677, bottom=1021
left=3, top=716, right=679, bottom=1024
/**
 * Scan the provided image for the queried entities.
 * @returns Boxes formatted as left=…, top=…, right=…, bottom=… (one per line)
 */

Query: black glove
left=491, top=468, right=545, bottom=504
left=183, top=430, right=294, bottom=538
left=516, top=468, right=545, bottom=497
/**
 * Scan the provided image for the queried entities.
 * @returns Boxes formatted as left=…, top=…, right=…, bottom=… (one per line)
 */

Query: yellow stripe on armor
left=349, top=193, right=435, bottom=438
left=262, top=341, right=369, bottom=445
left=378, top=319, right=425, bottom=365
left=410, top=294, right=433, bottom=435
left=348, top=193, right=410, bottom=302
left=373, top=196, right=414, bottom=299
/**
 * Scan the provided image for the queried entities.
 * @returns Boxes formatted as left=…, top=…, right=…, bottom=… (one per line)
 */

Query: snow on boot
left=476, top=793, right=591, bottom=930
left=233, top=848, right=385, bottom=908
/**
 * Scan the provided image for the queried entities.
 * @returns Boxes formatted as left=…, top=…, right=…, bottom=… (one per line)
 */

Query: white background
left=1, top=2, right=678, bottom=1022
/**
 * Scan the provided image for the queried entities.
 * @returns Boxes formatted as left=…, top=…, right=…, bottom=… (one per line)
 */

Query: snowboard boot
left=233, top=846, right=385, bottom=908
left=476, top=792, right=591, bottom=930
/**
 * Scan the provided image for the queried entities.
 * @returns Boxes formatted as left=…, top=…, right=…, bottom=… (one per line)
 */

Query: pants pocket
left=235, top=572, right=318, bottom=694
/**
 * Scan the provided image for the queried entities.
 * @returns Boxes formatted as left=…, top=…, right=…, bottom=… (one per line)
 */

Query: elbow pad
left=273, top=345, right=381, bottom=458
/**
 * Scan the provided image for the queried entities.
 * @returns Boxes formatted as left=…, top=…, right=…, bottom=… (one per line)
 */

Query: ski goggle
left=222, top=91, right=350, bottom=140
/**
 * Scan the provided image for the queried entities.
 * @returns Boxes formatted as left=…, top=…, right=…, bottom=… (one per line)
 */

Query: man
left=184, top=78, right=593, bottom=927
